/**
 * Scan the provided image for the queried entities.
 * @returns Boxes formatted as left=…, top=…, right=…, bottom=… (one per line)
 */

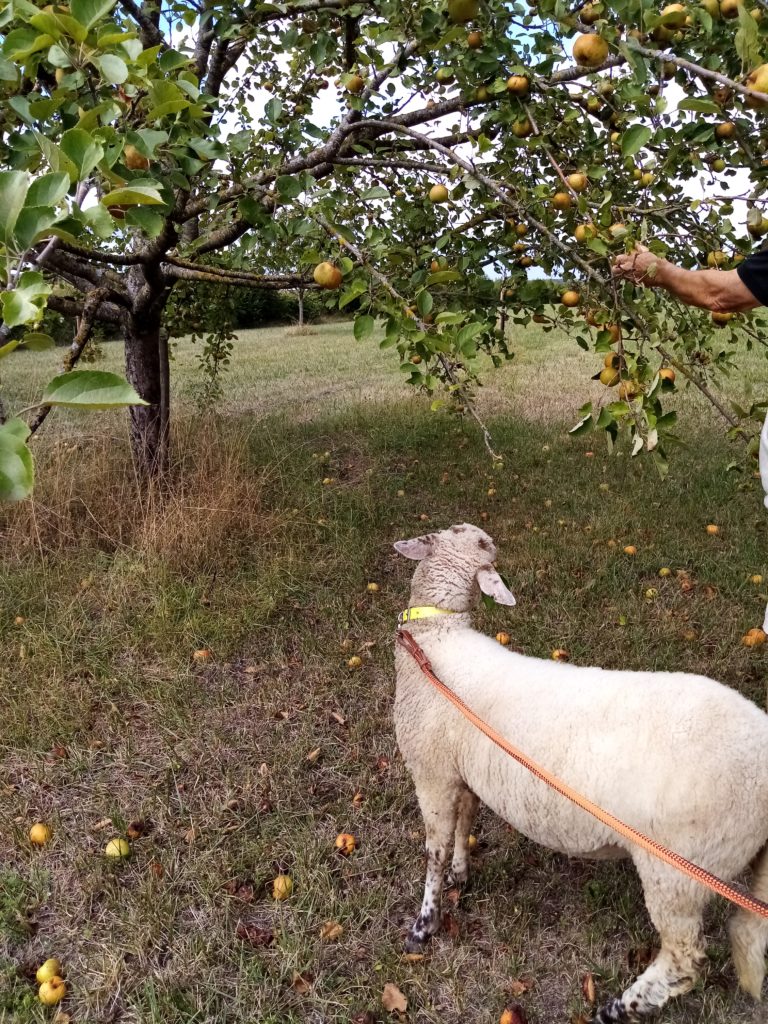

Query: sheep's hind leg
left=405, top=780, right=462, bottom=952
left=446, top=789, right=479, bottom=889
left=594, top=861, right=708, bottom=1022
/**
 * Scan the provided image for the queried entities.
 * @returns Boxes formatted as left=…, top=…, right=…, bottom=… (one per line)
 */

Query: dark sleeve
left=737, top=248, right=768, bottom=307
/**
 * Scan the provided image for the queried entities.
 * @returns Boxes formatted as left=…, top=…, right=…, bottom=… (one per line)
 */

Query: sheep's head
left=394, top=523, right=516, bottom=612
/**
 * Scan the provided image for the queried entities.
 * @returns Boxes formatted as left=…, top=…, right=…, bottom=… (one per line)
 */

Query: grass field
left=2, top=319, right=768, bottom=1024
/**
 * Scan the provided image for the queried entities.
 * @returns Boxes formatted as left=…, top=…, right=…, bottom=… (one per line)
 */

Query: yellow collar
left=398, top=606, right=457, bottom=626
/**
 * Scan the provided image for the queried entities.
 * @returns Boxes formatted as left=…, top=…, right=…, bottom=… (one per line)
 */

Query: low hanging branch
left=27, top=287, right=109, bottom=436
left=315, top=214, right=502, bottom=462
left=354, top=119, right=744, bottom=435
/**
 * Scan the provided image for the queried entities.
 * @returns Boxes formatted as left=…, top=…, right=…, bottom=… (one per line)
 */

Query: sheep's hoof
left=403, top=931, right=429, bottom=954
left=445, top=868, right=468, bottom=889
left=592, top=998, right=631, bottom=1023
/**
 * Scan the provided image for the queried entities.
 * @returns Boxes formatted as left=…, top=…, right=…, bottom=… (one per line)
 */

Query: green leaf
left=265, top=97, right=283, bottom=121
left=416, top=290, right=433, bottom=317
left=125, top=206, right=165, bottom=236
left=361, top=185, right=389, bottom=200
left=100, top=185, right=165, bottom=206
left=34, top=131, right=78, bottom=180
left=21, top=332, right=54, bottom=351
left=60, top=128, right=105, bottom=179
left=276, top=175, right=303, bottom=199
left=677, top=98, right=722, bottom=114
left=0, top=170, right=30, bottom=247
left=456, top=322, right=483, bottom=346
left=353, top=314, right=375, bottom=341
left=0, top=419, right=34, bottom=502
left=70, top=0, right=116, bottom=30
left=735, top=4, right=761, bottom=65
left=13, top=206, right=58, bottom=249
left=1, top=417, right=30, bottom=441
left=95, top=53, right=128, bottom=83
left=338, top=278, right=368, bottom=309
left=0, top=338, right=21, bottom=359
left=621, top=124, right=652, bottom=158
left=41, top=370, right=149, bottom=409
left=80, top=202, right=116, bottom=238
left=158, top=49, right=190, bottom=72
left=427, top=270, right=464, bottom=285
left=570, top=407, right=593, bottom=434
left=1, top=271, right=51, bottom=327
left=146, top=80, right=190, bottom=119
left=2, top=27, right=53, bottom=61
left=26, top=172, right=69, bottom=207
left=586, top=236, right=609, bottom=257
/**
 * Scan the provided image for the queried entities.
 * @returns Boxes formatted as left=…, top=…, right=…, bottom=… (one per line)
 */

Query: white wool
left=394, top=523, right=768, bottom=1019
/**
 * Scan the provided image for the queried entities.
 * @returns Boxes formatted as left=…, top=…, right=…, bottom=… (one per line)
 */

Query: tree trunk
left=298, top=287, right=305, bottom=328
left=123, top=312, right=170, bottom=477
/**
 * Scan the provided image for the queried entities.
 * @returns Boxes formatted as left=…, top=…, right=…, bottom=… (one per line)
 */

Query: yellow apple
left=272, top=873, right=293, bottom=899
left=573, top=33, right=609, bottom=67
left=313, top=261, right=343, bottom=289
left=29, top=823, right=52, bottom=846
left=429, top=183, right=450, bottom=203
left=105, top=837, right=131, bottom=858
left=36, top=960, right=62, bottom=985
left=38, top=978, right=67, bottom=1006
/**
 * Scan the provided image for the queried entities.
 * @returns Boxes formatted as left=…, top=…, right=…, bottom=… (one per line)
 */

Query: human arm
left=612, top=244, right=763, bottom=313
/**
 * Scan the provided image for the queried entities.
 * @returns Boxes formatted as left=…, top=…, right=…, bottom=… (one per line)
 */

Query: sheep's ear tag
left=477, top=567, right=516, bottom=607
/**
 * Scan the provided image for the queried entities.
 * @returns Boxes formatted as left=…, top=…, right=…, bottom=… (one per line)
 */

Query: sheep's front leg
left=446, top=789, right=479, bottom=889
left=405, top=781, right=461, bottom=952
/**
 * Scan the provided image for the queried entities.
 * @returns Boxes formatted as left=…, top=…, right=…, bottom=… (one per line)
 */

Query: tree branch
left=28, top=288, right=110, bottom=436
left=118, top=0, right=165, bottom=47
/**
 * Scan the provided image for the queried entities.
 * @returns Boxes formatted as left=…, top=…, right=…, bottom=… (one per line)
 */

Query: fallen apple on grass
left=36, top=959, right=62, bottom=985
left=29, top=823, right=52, bottom=846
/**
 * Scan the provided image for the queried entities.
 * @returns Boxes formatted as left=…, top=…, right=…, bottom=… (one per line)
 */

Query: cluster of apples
left=36, top=959, right=67, bottom=1006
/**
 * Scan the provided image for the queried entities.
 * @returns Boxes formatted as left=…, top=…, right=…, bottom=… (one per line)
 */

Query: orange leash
left=396, top=628, right=768, bottom=920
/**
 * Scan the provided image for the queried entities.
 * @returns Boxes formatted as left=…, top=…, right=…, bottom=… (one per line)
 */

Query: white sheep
left=393, top=522, right=768, bottom=1023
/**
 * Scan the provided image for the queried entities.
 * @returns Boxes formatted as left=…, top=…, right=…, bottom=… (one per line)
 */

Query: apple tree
left=2, top=0, right=768, bottom=495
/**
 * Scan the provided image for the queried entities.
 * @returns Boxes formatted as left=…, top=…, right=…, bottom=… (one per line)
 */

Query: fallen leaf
left=441, top=912, right=460, bottom=938
left=351, top=1013, right=377, bottom=1024
left=627, top=944, right=656, bottom=971
left=319, top=920, right=344, bottom=941
left=127, top=819, right=148, bottom=839
left=382, top=982, right=407, bottom=1013
left=445, top=887, right=460, bottom=906
left=508, top=976, right=535, bottom=997
left=352, top=790, right=364, bottom=807
left=50, top=745, right=68, bottom=759
left=306, top=747, right=322, bottom=763
left=571, top=1016, right=591, bottom=1024
left=581, top=972, right=596, bottom=1004
left=330, top=711, right=347, bottom=726
left=376, top=755, right=391, bottom=774
left=291, top=971, right=313, bottom=995
left=53, top=1013, right=71, bottom=1024
left=403, top=952, right=424, bottom=963
left=184, top=826, right=199, bottom=844
left=500, top=1006, right=528, bottom=1024
left=148, top=860, right=164, bottom=879
left=91, top=817, right=112, bottom=832
left=236, top=920, right=274, bottom=946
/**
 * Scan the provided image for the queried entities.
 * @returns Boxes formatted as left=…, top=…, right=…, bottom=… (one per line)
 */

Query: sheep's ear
left=476, top=566, right=516, bottom=606
left=393, top=534, right=434, bottom=560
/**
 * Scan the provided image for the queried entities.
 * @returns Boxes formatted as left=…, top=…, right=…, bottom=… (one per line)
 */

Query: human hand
left=612, top=243, right=663, bottom=286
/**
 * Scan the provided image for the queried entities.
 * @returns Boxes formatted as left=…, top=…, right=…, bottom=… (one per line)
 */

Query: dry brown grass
left=1, top=419, right=276, bottom=572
